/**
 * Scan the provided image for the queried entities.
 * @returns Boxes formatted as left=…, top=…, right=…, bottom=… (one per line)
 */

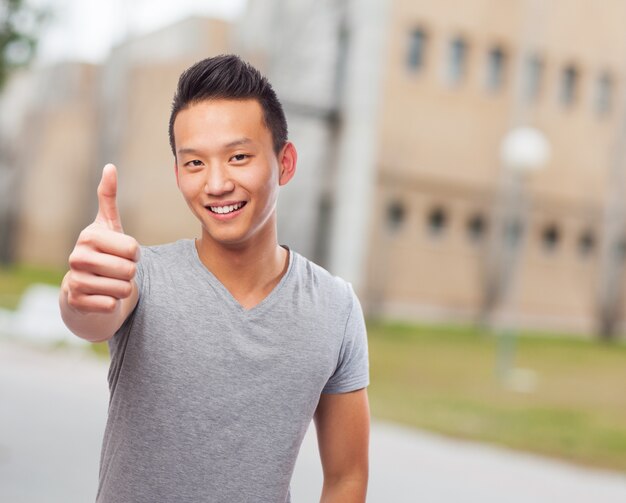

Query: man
left=60, top=55, right=369, bottom=503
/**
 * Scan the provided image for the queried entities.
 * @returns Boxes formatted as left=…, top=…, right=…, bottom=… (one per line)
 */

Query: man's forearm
left=320, top=475, right=368, bottom=503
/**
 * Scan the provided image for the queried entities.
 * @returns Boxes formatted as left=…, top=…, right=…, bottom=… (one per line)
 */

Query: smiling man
left=59, top=55, right=370, bottom=502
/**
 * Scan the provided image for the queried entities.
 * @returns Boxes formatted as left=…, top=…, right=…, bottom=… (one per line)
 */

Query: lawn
left=367, top=321, right=626, bottom=473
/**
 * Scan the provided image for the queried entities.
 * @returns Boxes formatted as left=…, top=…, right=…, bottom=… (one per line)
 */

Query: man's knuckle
left=128, top=241, right=139, bottom=258
left=120, top=282, right=133, bottom=298
left=102, top=297, right=118, bottom=313
left=68, top=251, right=84, bottom=269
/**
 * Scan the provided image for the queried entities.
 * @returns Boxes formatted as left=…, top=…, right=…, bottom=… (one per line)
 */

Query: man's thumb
left=96, top=164, right=123, bottom=232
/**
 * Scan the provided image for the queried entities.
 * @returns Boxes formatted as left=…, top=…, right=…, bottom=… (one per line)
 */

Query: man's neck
left=195, top=228, right=289, bottom=309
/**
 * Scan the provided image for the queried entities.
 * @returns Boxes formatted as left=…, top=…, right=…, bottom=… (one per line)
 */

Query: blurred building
left=238, top=0, right=626, bottom=334
left=2, top=1, right=626, bottom=334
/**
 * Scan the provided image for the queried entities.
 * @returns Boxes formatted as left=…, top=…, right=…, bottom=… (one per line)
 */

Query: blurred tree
left=0, top=0, right=46, bottom=90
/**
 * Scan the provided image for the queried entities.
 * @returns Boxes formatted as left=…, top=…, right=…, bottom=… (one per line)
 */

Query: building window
left=407, top=28, right=427, bottom=72
left=560, top=65, right=579, bottom=106
left=486, top=46, right=506, bottom=91
left=595, top=72, right=613, bottom=115
left=578, top=230, right=595, bottom=257
left=541, top=224, right=560, bottom=252
left=524, top=55, right=543, bottom=101
left=427, top=206, right=448, bottom=237
left=386, top=201, right=406, bottom=231
left=447, top=36, right=468, bottom=85
left=467, top=214, right=487, bottom=243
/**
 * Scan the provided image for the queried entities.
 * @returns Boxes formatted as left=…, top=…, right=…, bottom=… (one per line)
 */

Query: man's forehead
left=174, top=100, right=271, bottom=150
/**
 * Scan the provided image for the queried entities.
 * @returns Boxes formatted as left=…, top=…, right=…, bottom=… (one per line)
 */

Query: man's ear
left=278, top=142, right=297, bottom=186
left=174, top=162, right=180, bottom=188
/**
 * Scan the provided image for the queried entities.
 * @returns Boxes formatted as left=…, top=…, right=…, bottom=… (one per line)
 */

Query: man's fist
left=65, top=164, right=140, bottom=315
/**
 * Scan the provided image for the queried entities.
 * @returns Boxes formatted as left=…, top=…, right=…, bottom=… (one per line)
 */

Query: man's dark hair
left=168, top=54, right=288, bottom=156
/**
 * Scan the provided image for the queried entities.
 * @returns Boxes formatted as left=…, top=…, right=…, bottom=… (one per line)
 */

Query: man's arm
left=59, top=164, right=140, bottom=342
left=313, top=388, right=370, bottom=503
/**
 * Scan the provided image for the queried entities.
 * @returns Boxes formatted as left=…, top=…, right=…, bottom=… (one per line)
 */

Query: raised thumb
left=96, top=164, right=123, bottom=232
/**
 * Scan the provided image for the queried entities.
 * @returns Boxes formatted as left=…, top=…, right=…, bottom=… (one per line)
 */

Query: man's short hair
left=168, top=54, right=288, bottom=156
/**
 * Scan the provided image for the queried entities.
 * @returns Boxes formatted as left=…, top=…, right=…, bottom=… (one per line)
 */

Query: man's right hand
left=60, top=164, right=140, bottom=341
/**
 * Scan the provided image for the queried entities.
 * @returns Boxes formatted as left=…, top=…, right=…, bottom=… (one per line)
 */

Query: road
left=1, top=339, right=625, bottom=502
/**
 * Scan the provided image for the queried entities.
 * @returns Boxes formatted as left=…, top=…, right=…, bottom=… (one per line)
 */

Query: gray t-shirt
left=97, top=239, right=369, bottom=503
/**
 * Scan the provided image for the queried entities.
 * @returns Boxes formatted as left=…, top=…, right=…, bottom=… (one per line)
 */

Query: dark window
left=560, top=65, right=579, bottom=106
left=467, top=214, right=487, bottom=243
left=386, top=201, right=406, bottom=231
left=578, top=230, right=595, bottom=257
left=447, top=37, right=468, bottom=84
left=486, top=46, right=506, bottom=91
left=541, top=224, right=560, bottom=252
left=427, top=207, right=448, bottom=237
left=595, top=72, right=613, bottom=115
left=524, top=55, right=543, bottom=101
left=407, top=28, right=427, bottom=72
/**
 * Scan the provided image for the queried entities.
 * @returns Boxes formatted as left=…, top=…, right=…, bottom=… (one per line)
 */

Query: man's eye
left=231, top=154, right=249, bottom=162
left=185, top=160, right=203, bottom=167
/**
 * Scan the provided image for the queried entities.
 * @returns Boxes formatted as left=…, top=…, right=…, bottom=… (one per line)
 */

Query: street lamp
left=495, top=126, right=550, bottom=388
left=500, top=127, right=551, bottom=173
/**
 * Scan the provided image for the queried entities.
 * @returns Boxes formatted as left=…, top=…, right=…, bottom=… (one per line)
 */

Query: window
left=560, top=65, right=579, bottom=106
left=486, top=46, right=506, bottom=91
left=386, top=201, right=406, bottom=231
left=595, top=72, right=613, bottom=115
left=467, top=214, right=487, bottom=243
left=447, top=37, right=468, bottom=85
left=541, top=224, right=560, bottom=252
left=427, top=206, right=448, bottom=237
left=524, top=55, right=543, bottom=101
left=407, top=28, right=427, bottom=72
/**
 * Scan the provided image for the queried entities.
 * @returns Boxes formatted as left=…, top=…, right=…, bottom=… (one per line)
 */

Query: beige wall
left=14, top=63, right=99, bottom=267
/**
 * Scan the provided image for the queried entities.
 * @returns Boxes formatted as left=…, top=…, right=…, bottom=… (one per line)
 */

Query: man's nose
left=204, top=165, right=235, bottom=195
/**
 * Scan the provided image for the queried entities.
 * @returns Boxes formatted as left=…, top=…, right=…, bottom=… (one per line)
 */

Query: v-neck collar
left=184, top=239, right=295, bottom=315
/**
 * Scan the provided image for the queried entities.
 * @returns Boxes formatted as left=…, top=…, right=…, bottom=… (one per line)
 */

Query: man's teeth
left=209, top=202, right=245, bottom=214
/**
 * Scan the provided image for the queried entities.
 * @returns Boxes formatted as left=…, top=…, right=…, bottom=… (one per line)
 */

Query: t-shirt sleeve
left=322, top=286, right=370, bottom=394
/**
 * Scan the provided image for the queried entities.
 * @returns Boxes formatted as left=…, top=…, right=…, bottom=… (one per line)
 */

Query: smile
left=207, top=201, right=247, bottom=214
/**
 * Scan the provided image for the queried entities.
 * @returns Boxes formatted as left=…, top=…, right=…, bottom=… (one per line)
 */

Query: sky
left=31, top=0, right=247, bottom=65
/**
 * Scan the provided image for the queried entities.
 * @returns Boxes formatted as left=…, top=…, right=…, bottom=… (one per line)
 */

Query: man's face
left=173, top=99, right=295, bottom=248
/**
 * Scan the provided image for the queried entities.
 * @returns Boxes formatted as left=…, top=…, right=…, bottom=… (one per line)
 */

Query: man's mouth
left=206, top=201, right=247, bottom=214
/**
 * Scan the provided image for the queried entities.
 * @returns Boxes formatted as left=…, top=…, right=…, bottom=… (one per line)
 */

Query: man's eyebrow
left=177, top=138, right=254, bottom=156
left=177, top=147, right=202, bottom=156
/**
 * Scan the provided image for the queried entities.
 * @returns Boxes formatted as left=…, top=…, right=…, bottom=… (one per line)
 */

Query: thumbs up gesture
left=64, top=164, right=140, bottom=318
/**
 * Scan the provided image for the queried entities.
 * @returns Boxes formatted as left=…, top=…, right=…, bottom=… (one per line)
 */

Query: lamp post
left=495, top=126, right=550, bottom=385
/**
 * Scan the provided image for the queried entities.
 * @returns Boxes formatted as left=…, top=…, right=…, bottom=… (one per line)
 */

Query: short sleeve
left=322, top=286, right=370, bottom=394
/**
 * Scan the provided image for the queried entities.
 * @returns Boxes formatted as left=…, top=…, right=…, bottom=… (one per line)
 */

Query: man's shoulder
left=290, top=250, right=356, bottom=307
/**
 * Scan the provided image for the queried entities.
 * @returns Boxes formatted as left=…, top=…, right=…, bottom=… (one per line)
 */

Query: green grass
left=368, top=320, right=626, bottom=473
left=0, top=264, right=66, bottom=309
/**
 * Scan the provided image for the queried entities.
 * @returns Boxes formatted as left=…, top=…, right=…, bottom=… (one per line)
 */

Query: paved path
left=2, top=339, right=625, bottom=502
